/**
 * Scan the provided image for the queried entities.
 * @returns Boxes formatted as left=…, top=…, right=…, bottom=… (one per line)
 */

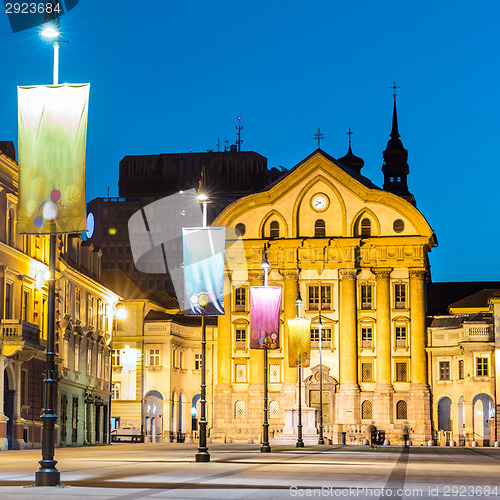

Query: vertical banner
left=250, top=286, right=281, bottom=349
left=18, top=84, right=90, bottom=234
left=182, top=227, right=226, bottom=316
left=288, top=318, right=311, bottom=367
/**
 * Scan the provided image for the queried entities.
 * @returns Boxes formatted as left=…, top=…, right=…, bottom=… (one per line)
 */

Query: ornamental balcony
left=0, top=319, right=42, bottom=356
left=463, top=322, right=493, bottom=342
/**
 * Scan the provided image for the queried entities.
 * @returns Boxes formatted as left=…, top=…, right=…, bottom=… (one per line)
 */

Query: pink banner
left=250, top=286, right=281, bottom=349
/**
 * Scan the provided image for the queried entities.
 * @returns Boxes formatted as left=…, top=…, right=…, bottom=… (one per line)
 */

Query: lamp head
left=318, top=311, right=323, bottom=329
left=115, top=302, right=128, bottom=320
left=40, top=4, right=60, bottom=41
left=196, top=192, right=208, bottom=202
left=295, top=292, right=303, bottom=306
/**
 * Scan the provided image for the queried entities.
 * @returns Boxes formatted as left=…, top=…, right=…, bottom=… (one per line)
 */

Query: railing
left=0, top=319, right=40, bottom=346
left=464, top=323, right=493, bottom=341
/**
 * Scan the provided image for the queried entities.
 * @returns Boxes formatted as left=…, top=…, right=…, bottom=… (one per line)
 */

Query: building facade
left=427, top=289, right=500, bottom=446
left=106, top=270, right=217, bottom=443
left=212, top=131, right=437, bottom=444
left=0, top=144, right=118, bottom=449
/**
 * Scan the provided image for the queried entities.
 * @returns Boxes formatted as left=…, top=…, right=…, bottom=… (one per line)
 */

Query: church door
left=309, top=390, right=331, bottom=425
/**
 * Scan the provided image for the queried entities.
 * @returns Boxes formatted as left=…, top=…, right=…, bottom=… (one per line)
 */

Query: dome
left=338, top=144, right=364, bottom=174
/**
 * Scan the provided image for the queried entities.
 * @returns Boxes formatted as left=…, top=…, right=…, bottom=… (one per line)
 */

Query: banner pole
left=261, top=347, right=271, bottom=452
left=35, top=31, right=60, bottom=487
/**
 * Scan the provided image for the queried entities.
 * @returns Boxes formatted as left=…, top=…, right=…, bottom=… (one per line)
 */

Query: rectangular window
left=111, top=383, right=120, bottom=400
left=22, top=290, right=29, bottom=321
left=361, top=362, right=373, bottom=382
left=395, top=284, right=406, bottom=309
left=75, top=287, right=81, bottom=321
left=97, top=351, right=103, bottom=378
left=361, top=327, right=373, bottom=348
left=41, top=297, right=47, bottom=339
left=235, top=287, right=246, bottom=311
left=396, top=326, right=407, bottom=347
left=310, top=328, right=332, bottom=348
left=97, top=299, right=103, bottom=330
left=5, top=282, right=13, bottom=319
left=88, top=295, right=94, bottom=327
left=321, top=286, right=331, bottom=310
left=439, top=361, right=450, bottom=380
left=149, top=348, right=160, bottom=366
left=194, top=353, right=202, bottom=370
left=235, top=363, right=246, bottom=383
left=64, top=281, right=71, bottom=316
left=63, top=338, right=69, bottom=368
left=308, top=286, right=319, bottom=310
left=74, top=342, right=80, bottom=372
left=269, top=364, right=280, bottom=383
left=361, top=285, right=373, bottom=310
left=476, top=357, right=489, bottom=377
left=235, top=328, right=246, bottom=349
left=87, top=349, right=92, bottom=376
left=458, top=359, right=464, bottom=380
left=395, top=362, right=408, bottom=382
left=111, top=349, right=120, bottom=367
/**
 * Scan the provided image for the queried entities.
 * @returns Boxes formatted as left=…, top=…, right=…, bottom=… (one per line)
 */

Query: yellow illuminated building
left=212, top=102, right=437, bottom=444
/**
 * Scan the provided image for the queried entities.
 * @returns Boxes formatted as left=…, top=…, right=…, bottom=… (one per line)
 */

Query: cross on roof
left=313, top=128, right=324, bottom=148
left=390, top=82, right=400, bottom=98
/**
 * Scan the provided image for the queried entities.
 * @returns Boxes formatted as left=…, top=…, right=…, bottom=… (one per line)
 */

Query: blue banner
left=182, top=227, right=226, bottom=316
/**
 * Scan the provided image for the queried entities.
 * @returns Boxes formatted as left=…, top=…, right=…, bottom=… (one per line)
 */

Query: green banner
left=18, top=84, right=89, bottom=234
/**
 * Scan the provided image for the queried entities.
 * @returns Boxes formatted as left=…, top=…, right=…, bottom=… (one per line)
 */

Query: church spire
left=382, top=85, right=416, bottom=206
left=391, top=91, right=399, bottom=139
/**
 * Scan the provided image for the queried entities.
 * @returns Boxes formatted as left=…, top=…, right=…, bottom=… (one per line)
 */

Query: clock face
left=86, top=213, right=95, bottom=239
left=312, top=195, right=328, bottom=211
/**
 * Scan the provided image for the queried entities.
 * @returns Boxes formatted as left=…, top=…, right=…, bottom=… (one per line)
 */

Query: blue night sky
left=0, top=1, right=498, bottom=282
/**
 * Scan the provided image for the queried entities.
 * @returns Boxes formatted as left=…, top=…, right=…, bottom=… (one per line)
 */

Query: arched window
left=396, top=400, right=407, bottom=420
left=361, top=218, right=371, bottom=237
left=269, top=221, right=280, bottom=238
left=235, top=223, right=246, bottom=236
left=234, top=400, right=246, bottom=419
left=269, top=400, right=280, bottom=419
left=361, top=400, right=373, bottom=419
left=314, top=219, right=326, bottom=238
left=7, top=208, right=15, bottom=246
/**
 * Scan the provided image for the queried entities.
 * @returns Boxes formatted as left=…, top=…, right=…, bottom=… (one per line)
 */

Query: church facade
left=212, top=101, right=437, bottom=445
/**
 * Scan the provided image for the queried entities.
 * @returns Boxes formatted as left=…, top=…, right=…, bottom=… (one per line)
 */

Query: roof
left=263, top=148, right=381, bottom=192
left=427, top=281, right=500, bottom=315
left=144, top=310, right=217, bottom=326
left=101, top=269, right=177, bottom=309
left=0, top=141, right=15, bottom=160
left=427, top=316, right=467, bottom=329
left=449, top=289, right=500, bottom=312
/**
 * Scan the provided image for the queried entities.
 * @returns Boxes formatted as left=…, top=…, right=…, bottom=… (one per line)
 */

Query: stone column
left=0, top=352, right=7, bottom=450
left=409, top=268, right=431, bottom=443
left=337, top=269, right=359, bottom=424
left=373, top=268, right=393, bottom=426
left=12, top=359, right=23, bottom=449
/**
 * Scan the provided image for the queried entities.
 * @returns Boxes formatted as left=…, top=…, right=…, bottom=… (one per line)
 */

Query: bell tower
left=382, top=87, right=416, bottom=206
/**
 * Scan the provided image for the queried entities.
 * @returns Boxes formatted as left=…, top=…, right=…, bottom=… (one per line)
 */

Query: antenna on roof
left=224, top=139, right=229, bottom=152
left=216, top=136, right=220, bottom=152
left=235, top=116, right=243, bottom=152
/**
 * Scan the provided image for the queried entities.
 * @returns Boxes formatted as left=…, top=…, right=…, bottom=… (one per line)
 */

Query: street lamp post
left=261, top=249, right=271, bottom=453
left=318, top=312, right=325, bottom=445
left=35, top=12, right=62, bottom=487
left=296, top=294, right=304, bottom=448
left=195, top=191, right=210, bottom=463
